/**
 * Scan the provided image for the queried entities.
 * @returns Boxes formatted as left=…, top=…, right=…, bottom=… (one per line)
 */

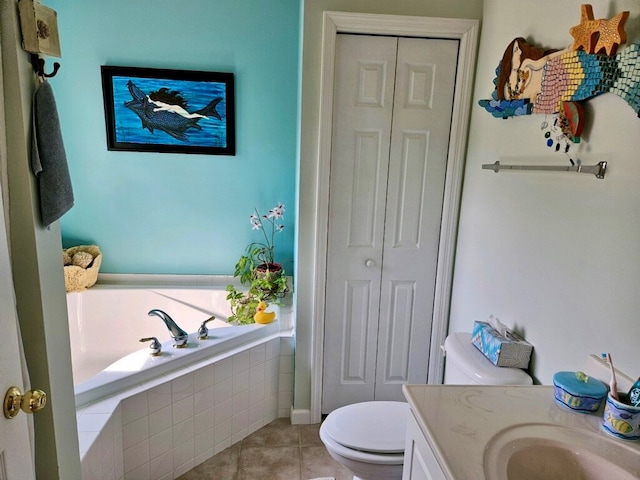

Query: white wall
left=450, top=0, right=640, bottom=384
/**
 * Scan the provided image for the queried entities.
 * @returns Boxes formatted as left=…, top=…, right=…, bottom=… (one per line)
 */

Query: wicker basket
left=63, top=245, right=102, bottom=292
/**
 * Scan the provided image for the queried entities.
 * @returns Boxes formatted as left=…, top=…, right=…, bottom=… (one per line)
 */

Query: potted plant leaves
left=226, top=203, right=289, bottom=324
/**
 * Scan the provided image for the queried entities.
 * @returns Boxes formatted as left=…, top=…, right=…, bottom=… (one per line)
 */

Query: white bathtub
left=67, top=284, right=279, bottom=407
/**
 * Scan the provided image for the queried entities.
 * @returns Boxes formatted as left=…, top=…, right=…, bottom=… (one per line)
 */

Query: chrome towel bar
left=482, top=161, right=607, bottom=179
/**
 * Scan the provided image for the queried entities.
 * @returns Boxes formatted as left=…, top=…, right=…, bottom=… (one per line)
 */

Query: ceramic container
left=552, top=371, right=607, bottom=413
left=602, top=393, right=640, bottom=441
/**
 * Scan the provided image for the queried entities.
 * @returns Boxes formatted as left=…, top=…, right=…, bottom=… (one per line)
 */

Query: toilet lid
left=323, top=401, right=409, bottom=453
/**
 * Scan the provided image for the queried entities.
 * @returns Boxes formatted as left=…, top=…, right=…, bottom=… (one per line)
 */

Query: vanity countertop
left=402, top=385, right=640, bottom=479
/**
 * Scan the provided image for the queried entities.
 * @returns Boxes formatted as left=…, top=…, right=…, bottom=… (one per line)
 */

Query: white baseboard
left=290, top=407, right=312, bottom=425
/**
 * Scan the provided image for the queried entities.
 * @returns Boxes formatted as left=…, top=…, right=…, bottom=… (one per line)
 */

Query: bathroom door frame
left=304, top=12, right=479, bottom=423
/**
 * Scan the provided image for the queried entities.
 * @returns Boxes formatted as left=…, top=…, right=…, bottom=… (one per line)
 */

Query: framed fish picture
left=101, top=66, right=235, bottom=155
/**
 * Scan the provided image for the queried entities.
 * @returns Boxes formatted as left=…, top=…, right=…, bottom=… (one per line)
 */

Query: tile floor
left=177, top=417, right=352, bottom=480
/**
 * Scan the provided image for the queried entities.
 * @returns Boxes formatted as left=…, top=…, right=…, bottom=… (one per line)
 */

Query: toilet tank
left=443, top=332, right=533, bottom=385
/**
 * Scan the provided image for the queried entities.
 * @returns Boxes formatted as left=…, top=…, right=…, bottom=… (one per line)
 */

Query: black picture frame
left=101, top=66, right=235, bottom=155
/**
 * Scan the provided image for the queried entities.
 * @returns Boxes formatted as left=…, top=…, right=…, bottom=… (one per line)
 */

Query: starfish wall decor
left=569, top=4, right=629, bottom=55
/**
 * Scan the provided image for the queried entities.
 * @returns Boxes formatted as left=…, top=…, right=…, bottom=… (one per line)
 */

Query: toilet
left=442, top=332, right=533, bottom=386
left=319, top=332, right=533, bottom=480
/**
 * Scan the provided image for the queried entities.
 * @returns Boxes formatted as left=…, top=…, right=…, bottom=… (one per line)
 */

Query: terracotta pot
left=253, top=263, right=283, bottom=280
left=252, top=263, right=288, bottom=300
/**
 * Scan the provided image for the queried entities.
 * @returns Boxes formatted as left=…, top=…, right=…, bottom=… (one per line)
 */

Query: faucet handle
left=198, top=316, right=216, bottom=339
left=140, top=337, right=162, bottom=356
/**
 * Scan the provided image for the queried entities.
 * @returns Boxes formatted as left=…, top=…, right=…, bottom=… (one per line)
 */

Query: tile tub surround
left=78, top=336, right=294, bottom=480
left=402, top=385, right=640, bottom=479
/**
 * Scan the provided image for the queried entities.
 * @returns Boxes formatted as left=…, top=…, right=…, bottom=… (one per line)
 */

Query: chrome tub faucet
left=148, top=309, right=189, bottom=348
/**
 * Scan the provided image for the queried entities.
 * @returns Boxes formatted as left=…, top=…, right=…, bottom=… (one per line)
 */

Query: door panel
left=375, top=37, right=458, bottom=401
left=322, top=34, right=397, bottom=412
left=383, top=280, right=415, bottom=382
left=341, top=280, right=373, bottom=383
left=348, top=130, right=385, bottom=247
left=322, top=34, right=458, bottom=412
left=389, top=132, right=430, bottom=248
left=0, top=187, right=36, bottom=478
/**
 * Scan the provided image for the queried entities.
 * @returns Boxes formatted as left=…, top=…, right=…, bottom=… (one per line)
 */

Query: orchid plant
left=247, top=202, right=285, bottom=269
left=226, top=203, right=289, bottom=324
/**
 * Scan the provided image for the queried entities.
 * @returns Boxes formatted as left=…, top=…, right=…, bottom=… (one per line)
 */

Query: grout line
left=236, top=441, right=242, bottom=480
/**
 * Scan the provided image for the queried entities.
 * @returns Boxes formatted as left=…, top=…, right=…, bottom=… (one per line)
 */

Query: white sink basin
left=483, top=423, right=640, bottom=480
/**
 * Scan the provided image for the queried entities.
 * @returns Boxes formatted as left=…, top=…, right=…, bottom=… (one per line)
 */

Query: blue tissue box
left=471, top=321, right=533, bottom=368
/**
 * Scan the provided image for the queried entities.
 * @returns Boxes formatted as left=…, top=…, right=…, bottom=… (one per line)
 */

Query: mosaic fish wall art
left=479, top=4, right=637, bottom=157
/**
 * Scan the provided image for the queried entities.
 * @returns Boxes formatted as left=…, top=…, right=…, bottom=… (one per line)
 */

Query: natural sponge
left=71, top=251, right=93, bottom=269
left=63, top=245, right=102, bottom=292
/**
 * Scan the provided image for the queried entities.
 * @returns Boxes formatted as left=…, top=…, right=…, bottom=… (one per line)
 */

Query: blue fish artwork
left=107, top=72, right=231, bottom=151
left=124, top=80, right=222, bottom=142
left=102, top=66, right=235, bottom=155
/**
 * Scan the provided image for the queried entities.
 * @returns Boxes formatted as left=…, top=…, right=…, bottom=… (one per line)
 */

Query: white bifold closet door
left=322, top=34, right=458, bottom=414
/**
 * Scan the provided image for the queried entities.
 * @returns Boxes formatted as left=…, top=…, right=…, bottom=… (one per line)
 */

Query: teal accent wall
left=47, top=0, right=300, bottom=274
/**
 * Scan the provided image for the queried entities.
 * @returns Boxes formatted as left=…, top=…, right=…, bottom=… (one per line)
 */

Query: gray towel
left=31, top=81, right=74, bottom=227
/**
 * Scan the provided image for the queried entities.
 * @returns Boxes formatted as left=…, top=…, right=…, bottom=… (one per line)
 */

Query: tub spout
left=148, top=309, right=189, bottom=348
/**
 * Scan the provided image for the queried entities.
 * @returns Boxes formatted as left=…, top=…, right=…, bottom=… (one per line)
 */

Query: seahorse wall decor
left=479, top=4, right=638, bottom=156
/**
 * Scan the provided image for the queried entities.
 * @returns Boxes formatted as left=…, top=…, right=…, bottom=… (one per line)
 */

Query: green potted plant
left=226, top=203, right=289, bottom=324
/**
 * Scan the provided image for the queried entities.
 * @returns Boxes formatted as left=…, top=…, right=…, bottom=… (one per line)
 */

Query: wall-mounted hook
left=30, top=54, right=60, bottom=78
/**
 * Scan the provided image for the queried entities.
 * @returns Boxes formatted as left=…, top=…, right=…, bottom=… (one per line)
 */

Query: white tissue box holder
left=471, top=320, right=533, bottom=369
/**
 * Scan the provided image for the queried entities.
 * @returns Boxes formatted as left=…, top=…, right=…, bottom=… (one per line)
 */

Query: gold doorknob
left=3, top=386, right=47, bottom=419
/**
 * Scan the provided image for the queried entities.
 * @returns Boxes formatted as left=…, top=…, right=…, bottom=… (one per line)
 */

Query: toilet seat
left=320, top=401, right=408, bottom=464
left=320, top=423, right=405, bottom=465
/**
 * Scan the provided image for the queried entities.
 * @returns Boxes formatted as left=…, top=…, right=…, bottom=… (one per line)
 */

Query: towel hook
left=31, top=54, right=60, bottom=79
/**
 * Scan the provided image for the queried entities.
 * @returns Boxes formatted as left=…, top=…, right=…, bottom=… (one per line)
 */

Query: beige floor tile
left=238, top=445, right=301, bottom=480
left=241, top=417, right=300, bottom=447
left=177, top=444, right=239, bottom=480
left=179, top=417, right=352, bottom=480
left=301, top=445, right=352, bottom=480
left=299, top=423, right=323, bottom=446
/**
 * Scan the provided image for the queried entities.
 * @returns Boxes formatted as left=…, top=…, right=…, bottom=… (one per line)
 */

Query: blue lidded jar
left=553, top=371, right=608, bottom=413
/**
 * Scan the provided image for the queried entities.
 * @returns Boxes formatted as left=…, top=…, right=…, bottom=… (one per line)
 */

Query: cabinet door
left=403, top=412, right=446, bottom=480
